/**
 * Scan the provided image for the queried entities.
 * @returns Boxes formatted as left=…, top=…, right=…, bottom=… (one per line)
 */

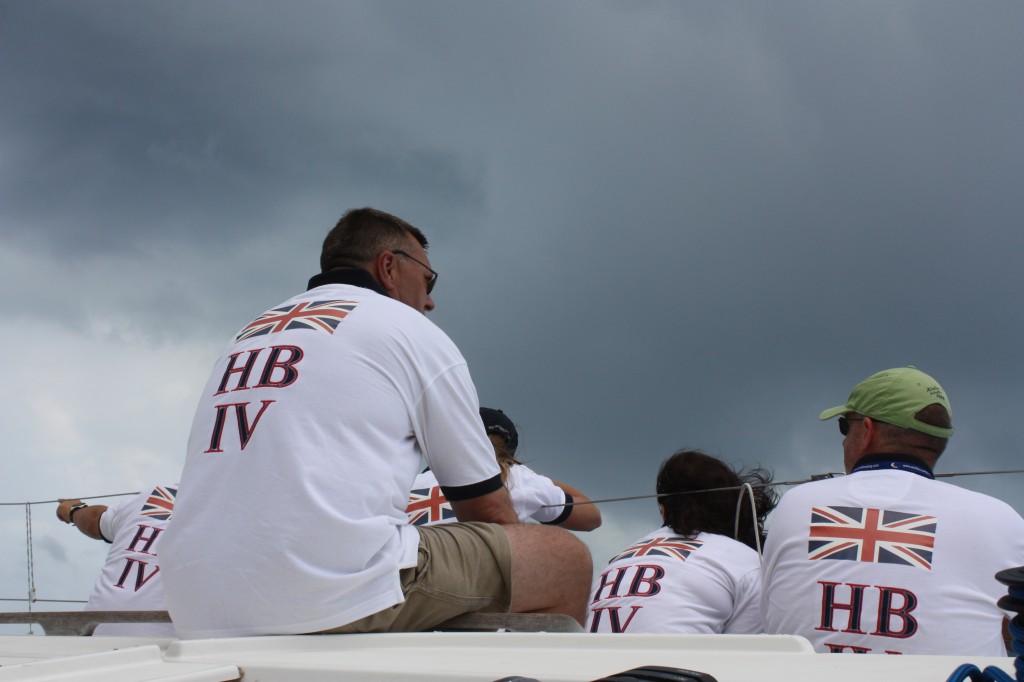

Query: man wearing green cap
left=760, top=367, right=1024, bottom=656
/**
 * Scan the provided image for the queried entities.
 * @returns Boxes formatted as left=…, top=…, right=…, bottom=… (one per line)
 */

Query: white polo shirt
left=761, top=467, right=1024, bottom=655
left=85, top=485, right=178, bottom=636
left=408, top=464, right=571, bottom=526
left=587, top=527, right=763, bottom=634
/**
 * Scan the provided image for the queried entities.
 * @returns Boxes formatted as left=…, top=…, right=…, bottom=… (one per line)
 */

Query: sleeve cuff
left=542, top=492, right=574, bottom=526
left=440, top=473, right=504, bottom=502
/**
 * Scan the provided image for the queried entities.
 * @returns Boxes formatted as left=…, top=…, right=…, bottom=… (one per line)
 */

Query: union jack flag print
left=610, top=536, right=703, bottom=563
left=140, top=486, right=177, bottom=521
left=406, top=486, right=456, bottom=526
left=808, top=506, right=937, bottom=570
left=235, top=300, right=358, bottom=341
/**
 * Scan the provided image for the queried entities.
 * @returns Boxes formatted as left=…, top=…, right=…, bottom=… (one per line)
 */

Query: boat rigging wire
left=2, top=469, right=1023, bottom=510
left=0, top=491, right=140, bottom=507
left=24, top=504, right=35, bottom=634
left=934, top=469, right=1024, bottom=478
left=2, top=468, right=1022, bottom=614
left=547, top=468, right=1024, bottom=508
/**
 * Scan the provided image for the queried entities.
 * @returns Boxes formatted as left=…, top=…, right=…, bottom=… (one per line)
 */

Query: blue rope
left=945, top=664, right=1015, bottom=682
left=945, top=664, right=983, bottom=682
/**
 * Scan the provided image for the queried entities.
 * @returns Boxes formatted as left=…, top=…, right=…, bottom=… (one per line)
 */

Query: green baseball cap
left=818, top=366, right=953, bottom=438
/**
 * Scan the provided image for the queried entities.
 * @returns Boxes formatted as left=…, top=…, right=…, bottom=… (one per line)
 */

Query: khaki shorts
left=320, top=522, right=512, bottom=634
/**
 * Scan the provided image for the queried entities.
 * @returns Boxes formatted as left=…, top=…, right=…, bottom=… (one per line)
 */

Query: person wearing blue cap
left=761, top=367, right=1024, bottom=656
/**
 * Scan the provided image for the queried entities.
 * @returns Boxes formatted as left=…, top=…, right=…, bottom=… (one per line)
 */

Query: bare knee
left=502, top=524, right=592, bottom=622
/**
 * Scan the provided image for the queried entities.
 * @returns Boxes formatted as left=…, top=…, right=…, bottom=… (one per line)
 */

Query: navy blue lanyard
left=851, top=458, right=935, bottom=479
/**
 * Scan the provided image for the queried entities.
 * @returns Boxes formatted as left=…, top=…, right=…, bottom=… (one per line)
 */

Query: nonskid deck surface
left=0, top=631, right=1017, bottom=682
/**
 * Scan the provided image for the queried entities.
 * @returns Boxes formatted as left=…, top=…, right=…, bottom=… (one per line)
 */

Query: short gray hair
left=320, top=208, right=428, bottom=272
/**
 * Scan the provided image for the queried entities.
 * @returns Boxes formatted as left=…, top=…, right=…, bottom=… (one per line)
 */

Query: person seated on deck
left=586, top=449, right=777, bottom=634
left=56, top=484, right=179, bottom=636
left=159, top=207, right=593, bottom=638
left=760, top=366, right=1024, bottom=655
left=407, top=407, right=602, bottom=531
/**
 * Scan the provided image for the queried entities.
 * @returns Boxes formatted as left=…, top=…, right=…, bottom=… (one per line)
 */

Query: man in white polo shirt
left=56, top=485, right=178, bottom=636
left=160, top=208, right=592, bottom=638
left=761, top=366, right=1024, bottom=655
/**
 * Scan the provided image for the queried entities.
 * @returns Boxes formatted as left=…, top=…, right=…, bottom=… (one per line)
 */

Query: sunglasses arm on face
left=392, top=249, right=438, bottom=294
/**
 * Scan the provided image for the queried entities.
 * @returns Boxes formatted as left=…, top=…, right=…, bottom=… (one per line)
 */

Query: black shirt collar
left=307, top=268, right=389, bottom=297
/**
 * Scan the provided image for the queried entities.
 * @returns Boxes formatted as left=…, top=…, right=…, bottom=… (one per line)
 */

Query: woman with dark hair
left=586, top=449, right=777, bottom=634
left=407, top=407, right=601, bottom=531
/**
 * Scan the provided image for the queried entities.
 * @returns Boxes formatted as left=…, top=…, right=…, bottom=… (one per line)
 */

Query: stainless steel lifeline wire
left=2, top=470, right=1023, bottom=608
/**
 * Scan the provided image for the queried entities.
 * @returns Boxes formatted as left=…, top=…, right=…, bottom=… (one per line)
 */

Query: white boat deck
left=0, top=631, right=1017, bottom=682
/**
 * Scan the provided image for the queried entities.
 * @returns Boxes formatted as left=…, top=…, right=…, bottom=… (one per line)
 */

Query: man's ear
left=373, top=250, right=400, bottom=296
left=861, top=416, right=881, bottom=449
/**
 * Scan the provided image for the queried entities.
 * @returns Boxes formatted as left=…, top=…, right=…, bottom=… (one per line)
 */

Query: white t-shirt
left=586, top=527, right=762, bottom=634
left=761, top=468, right=1024, bottom=655
left=84, top=485, right=178, bottom=637
left=160, top=278, right=501, bottom=638
left=407, top=464, right=570, bottom=526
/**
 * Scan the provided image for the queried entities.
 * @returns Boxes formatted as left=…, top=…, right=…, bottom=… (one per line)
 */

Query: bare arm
left=449, top=486, right=519, bottom=525
left=55, top=499, right=109, bottom=541
left=551, top=481, right=602, bottom=531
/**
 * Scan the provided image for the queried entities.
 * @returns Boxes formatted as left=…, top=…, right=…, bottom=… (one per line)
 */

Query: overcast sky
left=2, top=1, right=1022, bottom=620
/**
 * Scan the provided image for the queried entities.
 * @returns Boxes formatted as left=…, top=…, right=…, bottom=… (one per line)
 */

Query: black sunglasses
left=837, top=415, right=864, bottom=436
left=392, top=250, right=438, bottom=294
